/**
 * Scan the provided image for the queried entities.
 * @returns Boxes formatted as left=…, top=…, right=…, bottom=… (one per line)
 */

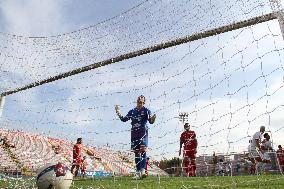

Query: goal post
left=0, top=95, right=5, bottom=119
left=276, top=10, right=284, bottom=40
left=0, top=12, right=278, bottom=98
left=269, top=0, right=284, bottom=39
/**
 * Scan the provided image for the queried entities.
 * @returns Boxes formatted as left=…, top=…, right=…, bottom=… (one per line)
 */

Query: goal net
left=0, top=0, right=284, bottom=188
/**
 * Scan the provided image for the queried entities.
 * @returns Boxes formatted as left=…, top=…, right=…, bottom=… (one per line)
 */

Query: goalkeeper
left=115, top=95, right=156, bottom=179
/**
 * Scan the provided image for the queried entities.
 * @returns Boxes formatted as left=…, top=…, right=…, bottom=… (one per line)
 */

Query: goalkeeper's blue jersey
left=119, top=106, right=153, bottom=140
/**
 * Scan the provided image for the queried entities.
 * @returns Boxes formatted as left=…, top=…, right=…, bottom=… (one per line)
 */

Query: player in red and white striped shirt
left=179, top=123, right=198, bottom=177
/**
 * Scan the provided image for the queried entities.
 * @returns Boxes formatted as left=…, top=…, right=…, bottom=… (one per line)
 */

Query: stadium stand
left=2, top=128, right=281, bottom=178
left=0, top=129, right=167, bottom=177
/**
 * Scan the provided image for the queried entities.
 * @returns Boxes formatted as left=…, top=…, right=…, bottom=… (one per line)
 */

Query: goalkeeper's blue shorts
left=131, top=137, right=148, bottom=151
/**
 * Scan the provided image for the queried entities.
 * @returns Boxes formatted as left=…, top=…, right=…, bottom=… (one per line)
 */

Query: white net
left=0, top=0, right=284, bottom=188
left=0, top=0, right=274, bottom=92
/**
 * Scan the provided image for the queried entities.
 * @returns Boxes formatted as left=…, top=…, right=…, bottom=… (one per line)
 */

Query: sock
left=135, top=152, right=141, bottom=172
left=140, top=151, right=146, bottom=170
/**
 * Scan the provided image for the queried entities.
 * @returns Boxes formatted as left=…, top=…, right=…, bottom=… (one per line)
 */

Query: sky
left=0, top=0, right=284, bottom=160
left=0, top=0, right=139, bottom=36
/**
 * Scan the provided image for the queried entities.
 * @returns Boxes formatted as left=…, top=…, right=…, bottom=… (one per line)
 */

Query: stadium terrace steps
left=0, top=147, right=19, bottom=172
left=0, top=129, right=166, bottom=176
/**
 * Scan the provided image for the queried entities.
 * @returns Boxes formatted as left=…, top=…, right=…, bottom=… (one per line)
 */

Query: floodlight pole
left=270, top=0, right=284, bottom=39
left=179, top=112, right=189, bottom=125
left=0, top=95, right=5, bottom=119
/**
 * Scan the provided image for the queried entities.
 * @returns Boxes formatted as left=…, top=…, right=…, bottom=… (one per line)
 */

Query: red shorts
left=183, top=148, right=197, bottom=159
left=73, top=157, right=82, bottom=165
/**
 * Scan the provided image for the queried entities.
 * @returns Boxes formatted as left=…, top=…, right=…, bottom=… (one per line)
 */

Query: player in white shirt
left=261, top=133, right=273, bottom=161
left=248, top=126, right=265, bottom=173
left=261, top=133, right=273, bottom=173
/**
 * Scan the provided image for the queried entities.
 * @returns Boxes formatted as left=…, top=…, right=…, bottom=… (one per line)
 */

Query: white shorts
left=248, top=146, right=264, bottom=159
left=263, top=152, right=271, bottom=161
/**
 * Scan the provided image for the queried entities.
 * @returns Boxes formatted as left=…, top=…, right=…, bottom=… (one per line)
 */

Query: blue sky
left=0, top=0, right=139, bottom=36
left=0, top=0, right=284, bottom=160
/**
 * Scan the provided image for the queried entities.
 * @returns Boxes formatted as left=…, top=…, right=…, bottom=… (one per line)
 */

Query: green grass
left=0, top=176, right=36, bottom=189
left=72, top=175, right=284, bottom=189
left=1, top=175, right=284, bottom=189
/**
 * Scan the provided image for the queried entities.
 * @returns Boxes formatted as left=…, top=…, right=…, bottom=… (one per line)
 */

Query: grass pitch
left=72, top=175, right=284, bottom=189
left=1, top=175, right=284, bottom=189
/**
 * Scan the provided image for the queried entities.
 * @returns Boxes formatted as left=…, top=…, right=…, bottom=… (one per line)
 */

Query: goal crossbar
left=0, top=12, right=278, bottom=97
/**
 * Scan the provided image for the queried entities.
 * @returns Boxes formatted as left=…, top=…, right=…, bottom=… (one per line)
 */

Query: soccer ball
left=36, top=162, right=73, bottom=189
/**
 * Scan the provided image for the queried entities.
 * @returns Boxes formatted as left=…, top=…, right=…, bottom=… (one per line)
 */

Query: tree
left=158, top=157, right=181, bottom=176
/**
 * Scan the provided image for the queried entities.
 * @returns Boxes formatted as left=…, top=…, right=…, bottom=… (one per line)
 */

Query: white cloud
left=0, top=1, right=63, bottom=36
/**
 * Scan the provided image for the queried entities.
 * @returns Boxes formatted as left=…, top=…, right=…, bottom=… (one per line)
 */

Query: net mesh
left=0, top=0, right=273, bottom=92
left=0, top=0, right=284, bottom=188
